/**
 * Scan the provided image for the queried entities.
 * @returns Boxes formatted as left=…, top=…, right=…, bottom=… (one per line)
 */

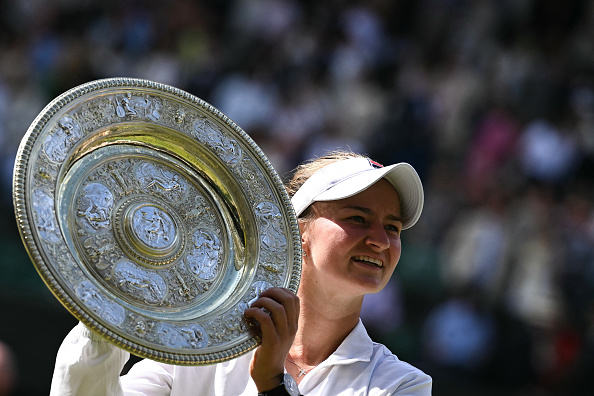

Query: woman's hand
left=244, top=287, right=300, bottom=392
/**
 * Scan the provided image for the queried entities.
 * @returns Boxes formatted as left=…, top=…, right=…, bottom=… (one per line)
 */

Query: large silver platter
left=13, top=78, right=301, bottom=365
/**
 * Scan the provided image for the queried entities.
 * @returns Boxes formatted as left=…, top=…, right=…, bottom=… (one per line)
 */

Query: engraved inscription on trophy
left=42, top=115, right=82, bottom=163
left=185, top=228, right=222, bottom=280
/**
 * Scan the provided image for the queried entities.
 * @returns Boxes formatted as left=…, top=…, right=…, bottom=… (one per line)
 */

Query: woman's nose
left=364, top=223, right=390, bottom=251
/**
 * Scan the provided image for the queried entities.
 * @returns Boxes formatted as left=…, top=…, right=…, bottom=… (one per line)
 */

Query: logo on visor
left=368, top=160, right=384, bottom=169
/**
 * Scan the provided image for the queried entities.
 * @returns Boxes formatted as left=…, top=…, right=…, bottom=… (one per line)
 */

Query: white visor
left=291, top=157, right=424, bottom=230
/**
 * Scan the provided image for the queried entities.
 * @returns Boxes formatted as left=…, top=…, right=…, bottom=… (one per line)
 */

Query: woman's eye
left=386, top=224, right=401, bottom=234
left=350, top=216, right=365, bottom=223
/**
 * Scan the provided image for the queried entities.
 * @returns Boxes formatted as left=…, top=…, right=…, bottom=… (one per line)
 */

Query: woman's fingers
left=244, top=287, right=300, bottom=392
left=246, top=288, right=299, bottom=338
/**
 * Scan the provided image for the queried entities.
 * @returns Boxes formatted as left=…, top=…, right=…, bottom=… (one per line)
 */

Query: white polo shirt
left=51, top=320, right=432, bottom=396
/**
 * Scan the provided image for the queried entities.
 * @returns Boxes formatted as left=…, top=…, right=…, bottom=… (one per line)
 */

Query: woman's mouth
left=352, top=256, right=383, bottom=268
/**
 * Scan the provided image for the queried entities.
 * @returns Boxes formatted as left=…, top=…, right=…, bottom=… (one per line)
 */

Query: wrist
left=257, top=373, right=300, bottom=396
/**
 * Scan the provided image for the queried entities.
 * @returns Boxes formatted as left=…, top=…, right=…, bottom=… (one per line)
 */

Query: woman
left=51, top=151, right=432, bottom=395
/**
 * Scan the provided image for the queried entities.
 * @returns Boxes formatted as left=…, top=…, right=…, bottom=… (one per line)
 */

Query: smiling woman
left=51, top=150, right=432, bottom=396
left=298, top=179, right=403, bottom=296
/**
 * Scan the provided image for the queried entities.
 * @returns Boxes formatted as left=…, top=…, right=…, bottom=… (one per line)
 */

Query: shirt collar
left=319, top=319, right=374, bottom=368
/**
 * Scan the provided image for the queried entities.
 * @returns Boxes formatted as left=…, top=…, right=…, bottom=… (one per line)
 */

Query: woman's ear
left=299, top=220, right=309, bottom=252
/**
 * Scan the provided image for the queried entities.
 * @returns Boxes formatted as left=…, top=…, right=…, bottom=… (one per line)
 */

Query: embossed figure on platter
left=255, top=202, right=287, bottom=252
left=186, top=228, right=221, bottom=280
left=193, top=118, right=242, bottom=165
left=116, top=93, right=163, bottom=121
left=136, top=162, right=186, bottom=200
left=43, top=115, right=82, bottom=163
left=156, top=323, right=209, bottom=349
left=76, top=280, right=126, bottom=325
left=77, top=182, right=114, bottom=231
left=113, top=260, right=168, bottom=305
left=146, top=96, right=162, bottom=122
left=33, top=188, right=61, bottom=243
left=116, top=93, right=137, bottom=117
left=132, top=205, right=176, bottom=249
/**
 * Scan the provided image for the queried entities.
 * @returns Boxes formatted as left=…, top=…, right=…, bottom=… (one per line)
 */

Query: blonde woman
left=52, top=151, right=432, bottom=396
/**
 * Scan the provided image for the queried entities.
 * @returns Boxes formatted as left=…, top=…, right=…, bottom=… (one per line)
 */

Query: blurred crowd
left=1, top=0, right=594, bottom=395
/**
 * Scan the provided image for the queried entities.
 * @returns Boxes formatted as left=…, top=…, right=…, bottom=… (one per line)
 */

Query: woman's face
left=300, top=179, right=403, bottom=297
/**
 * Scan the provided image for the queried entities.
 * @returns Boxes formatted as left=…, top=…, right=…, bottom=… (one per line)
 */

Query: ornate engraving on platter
left=76, top=280, right=126, bottom=326
left=156, top=322, right=209, bottom=349
left=78, top=96, right=118, bottom=132
left=77, top=182, right=114, bottom=231
left=182, top=195, right=217, bottom=223
left=192, top=117, right=242, bottom=165
left=32, top=188, right=61, bottom=243
left=131, top=317, right=155, bottom=338
left=185, top=228, right=222, bottom=280
left=255, top=202, right=287, bottom=252
left=113, top=260, right=168, bottom=305
left=83, top=234, right=118, bottom=271
left=136, top=162, right=187, bottom=201
left=131, top=205, right=177, bottom=250
left=42, top=115, right=82, bottom=163
left=115, top=93, right=163, bottom=122
left=205, top=308, right=250, bottom=346
left=235, top=157, right=274, bottom=205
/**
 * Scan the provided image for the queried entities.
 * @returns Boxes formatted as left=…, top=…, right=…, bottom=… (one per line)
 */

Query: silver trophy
left=13, top=78, right=301, bottom=365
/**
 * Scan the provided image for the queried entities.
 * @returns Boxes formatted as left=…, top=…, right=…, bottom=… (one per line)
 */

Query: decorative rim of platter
left=13, top=77, right=301, bottom=365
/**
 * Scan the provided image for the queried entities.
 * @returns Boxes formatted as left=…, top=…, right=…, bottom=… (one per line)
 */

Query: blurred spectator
left=0, top=341, right=16, bottom=396
left=421, top=291, right=495, bottom=373
left=518, top=118, right=580, bottom=186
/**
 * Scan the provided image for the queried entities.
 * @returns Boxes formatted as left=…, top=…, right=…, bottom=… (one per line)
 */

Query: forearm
left=50, top=322, right=129, bottom=396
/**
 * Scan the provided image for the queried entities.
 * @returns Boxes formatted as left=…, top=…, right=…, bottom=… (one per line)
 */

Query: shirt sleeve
left=50, top=322, right=174, bottom=396
left=392, top=370, right=432, bottom=396
left=50, top=322, right=129, bottom=396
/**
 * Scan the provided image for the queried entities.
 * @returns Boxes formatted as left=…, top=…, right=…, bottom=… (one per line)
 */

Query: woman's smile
left=352, top=256, right=383, bottom=269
